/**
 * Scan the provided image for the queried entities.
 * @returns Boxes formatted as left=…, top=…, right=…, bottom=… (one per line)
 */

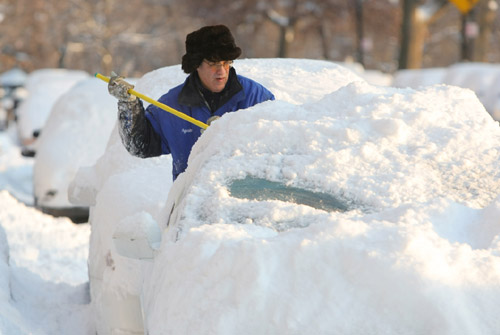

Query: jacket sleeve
left=117, top=99, right=163, bottom=158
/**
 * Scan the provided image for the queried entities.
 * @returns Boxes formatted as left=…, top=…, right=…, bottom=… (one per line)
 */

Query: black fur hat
left=181, top=25, right=242, bottom=74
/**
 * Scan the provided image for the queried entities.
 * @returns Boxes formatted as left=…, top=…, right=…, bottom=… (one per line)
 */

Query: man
left=108, top=25, right=275, bottom=180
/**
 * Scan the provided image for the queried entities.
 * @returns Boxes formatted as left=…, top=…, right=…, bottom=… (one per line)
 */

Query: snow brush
left=95, top=72, right=209, bottom=130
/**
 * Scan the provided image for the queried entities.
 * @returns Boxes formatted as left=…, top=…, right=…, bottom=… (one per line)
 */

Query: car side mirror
left=113, top=211, right=162, bottom=260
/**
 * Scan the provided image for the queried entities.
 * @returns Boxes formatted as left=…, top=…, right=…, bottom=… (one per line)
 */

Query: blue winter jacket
left=141, top=68, right=275, bottom=180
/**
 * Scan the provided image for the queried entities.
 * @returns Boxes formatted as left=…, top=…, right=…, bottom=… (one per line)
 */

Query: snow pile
left=0, top=96, right=93, bottom=335
left=0, top=218, right=28, bottom=334
left=0, top=191, right=90, bottom=284
left=0, top=190, right=92, bottom=334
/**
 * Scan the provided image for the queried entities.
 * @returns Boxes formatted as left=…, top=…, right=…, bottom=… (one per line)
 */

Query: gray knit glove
left=108, top=73, right=136, bottom=102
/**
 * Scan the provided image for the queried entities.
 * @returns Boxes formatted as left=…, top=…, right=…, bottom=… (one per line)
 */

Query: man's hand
left=108, top=73, right=136, bottom=102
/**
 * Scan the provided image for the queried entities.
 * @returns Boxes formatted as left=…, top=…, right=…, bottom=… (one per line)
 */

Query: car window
left=229, top=176, right=349, bottom=212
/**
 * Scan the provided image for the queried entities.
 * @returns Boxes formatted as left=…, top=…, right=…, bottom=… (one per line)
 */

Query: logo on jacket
left=182, top=128, right=193, bottom=134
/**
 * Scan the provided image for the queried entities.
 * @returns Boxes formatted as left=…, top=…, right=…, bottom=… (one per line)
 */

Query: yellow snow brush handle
left=95, top=72, right=208, bottom=130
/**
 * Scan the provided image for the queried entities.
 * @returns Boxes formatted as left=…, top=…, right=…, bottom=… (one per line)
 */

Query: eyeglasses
left=203, top=60, right=233, bottom=70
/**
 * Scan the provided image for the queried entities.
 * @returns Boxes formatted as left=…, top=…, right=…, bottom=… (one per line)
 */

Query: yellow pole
left=95, top=73, right=208, bottom=130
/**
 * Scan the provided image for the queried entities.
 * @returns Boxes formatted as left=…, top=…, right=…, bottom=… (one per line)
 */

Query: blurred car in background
left=33, top=77, right=118, bottom=223
left=16, top=68, right=89, bottom=156
left=0, top=67, right=27, bottom=131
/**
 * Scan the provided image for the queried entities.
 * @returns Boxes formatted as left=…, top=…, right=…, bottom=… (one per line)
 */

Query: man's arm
left=108, top=76, right=162, bottom=158
left=117, top=99, right=162, bottom=158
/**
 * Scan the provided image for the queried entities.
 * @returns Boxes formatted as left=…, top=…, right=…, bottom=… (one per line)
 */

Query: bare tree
left=0, top=0, right=193, bottom=76
left=353, top=0, right=365, bottom=65
left=399, top=0, right=450, bottom=69
left=398, top=0, right=499, bottom=69
left=263, top=1, right=304, bottom=58
left=473, top=0, right=499, bottom=61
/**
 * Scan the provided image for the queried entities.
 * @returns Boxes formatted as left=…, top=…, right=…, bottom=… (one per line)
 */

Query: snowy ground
left=0, top=128, right=95, bottom=335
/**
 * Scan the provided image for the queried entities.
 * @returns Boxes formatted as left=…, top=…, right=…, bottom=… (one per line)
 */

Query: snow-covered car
left=69, top=59, right=363, bottom=335
left=0, top=67, right=27, bottom=88
left=33, top=77, right=118, bottom=222
left=113, top=73, right=500, bottom=334
left=392, top=62, right=500, bottom=121
left=16, top=68, right=89, bottom=156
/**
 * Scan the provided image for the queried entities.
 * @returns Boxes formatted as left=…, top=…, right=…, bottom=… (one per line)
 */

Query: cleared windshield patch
left=229, top=176, right=349, bottom=212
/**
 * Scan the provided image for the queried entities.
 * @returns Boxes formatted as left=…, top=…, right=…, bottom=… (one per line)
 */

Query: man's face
left=197, top=60, right=233, bottom=93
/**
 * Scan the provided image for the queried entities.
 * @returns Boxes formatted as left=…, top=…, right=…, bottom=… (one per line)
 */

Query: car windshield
left=229, top=176, right=349, bottom=212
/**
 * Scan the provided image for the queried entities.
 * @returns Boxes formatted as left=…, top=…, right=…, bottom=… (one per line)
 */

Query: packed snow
left=1, top=58, right=500, bottom=335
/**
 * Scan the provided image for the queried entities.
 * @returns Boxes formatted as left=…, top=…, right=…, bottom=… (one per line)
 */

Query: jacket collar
left=178, top=67, right=243, bottom=108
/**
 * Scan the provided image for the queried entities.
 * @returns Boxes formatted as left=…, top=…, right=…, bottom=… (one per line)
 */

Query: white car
left=69, top=59, right=363, bottom=335
left=108, top=66, right=500, bottom=334
left=16, top=68, right=89, bottom=156
left=33, top=77, right=118, bottom=222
